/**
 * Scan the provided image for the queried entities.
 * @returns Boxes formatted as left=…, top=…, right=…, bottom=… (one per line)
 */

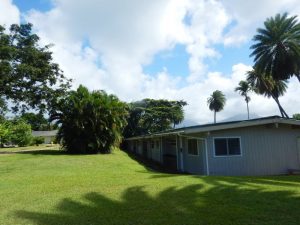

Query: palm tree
left=247, top=70, right=289, bottom=118
left=207, top=90, right=226, bottom=123
left=250, top=13, right=300, bottom=83
left=235, top=80, right=252, bottom=120
left=50, top=85, right=128, bottom=154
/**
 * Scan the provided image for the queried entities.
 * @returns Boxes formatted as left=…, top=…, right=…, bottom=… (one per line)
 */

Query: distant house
left=126, top=116, right=300, bottom=176
left=32, top=130, right=58, bottom=144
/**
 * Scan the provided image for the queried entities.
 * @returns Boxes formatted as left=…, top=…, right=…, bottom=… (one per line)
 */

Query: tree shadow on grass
left=150, top=173, right=300, bottom=187
left=123, top=150, right=183, bottom=174
left=15, top=180, right=300, bottom=225
left=17, top=150, right=67, bottom=155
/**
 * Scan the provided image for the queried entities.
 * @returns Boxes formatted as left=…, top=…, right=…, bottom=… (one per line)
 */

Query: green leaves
left=293, top=114, right=300, bottom=120
left=123, top=99, right=187, bottom=137
left=0, top=118, right=32, bottom=147
left=51, top=85, right=128, bottom=154
left=0, top=23, right=71, bottom=114
left=207, top=90, right=226, bottom=123
left=250, top=13, right=300, bottom=82
left=246, top=69, right=289, bottom=118
left=207, top=90, right=226, bottom=113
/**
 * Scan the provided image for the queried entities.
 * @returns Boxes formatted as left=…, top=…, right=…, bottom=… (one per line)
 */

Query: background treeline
left=2, top=13, right=300, bottom=155
left=0, top=117, right=44, bottom=147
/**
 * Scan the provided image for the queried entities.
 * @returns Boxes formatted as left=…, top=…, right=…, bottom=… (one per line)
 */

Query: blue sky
left=12, top=0, right=253, bottom=78
left=13, top=0, right=52, bottom=13
left=3, top=0, right=300, bottom=123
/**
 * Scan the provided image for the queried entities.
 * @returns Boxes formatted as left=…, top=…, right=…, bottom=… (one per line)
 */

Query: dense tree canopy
left=0, top=23, right=71, bottom=113
left=0, top=118, right=32, bottom=147
left=51, top=85, right=128, bottom=154
left=293, top=114, right=300, bottom=120
left=123, top=99, right=187, bottom=137
left=20, top=112, right=51, bottom=131
left=250, top=13, right=300, bottom=82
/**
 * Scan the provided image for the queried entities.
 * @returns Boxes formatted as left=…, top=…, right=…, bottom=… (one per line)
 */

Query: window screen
left=214, top=139, right=227, bottom=156
left=214, top=138, right=241, bottom=156
left=228, top=138, right=241, bottom=155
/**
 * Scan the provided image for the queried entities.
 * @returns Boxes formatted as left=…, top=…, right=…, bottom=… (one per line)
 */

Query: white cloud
left=2, top=0, right=299, bottom=124
left=185, top=0, right=231, bottom=82
left=0, top=0, right=20, bottom=26
left=222, top=0, right=300, bottom=46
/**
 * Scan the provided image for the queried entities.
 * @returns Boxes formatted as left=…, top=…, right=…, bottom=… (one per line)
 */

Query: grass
left=0, top=144, right=59, bottom=153
left=0, top=147, right=300, bottom=225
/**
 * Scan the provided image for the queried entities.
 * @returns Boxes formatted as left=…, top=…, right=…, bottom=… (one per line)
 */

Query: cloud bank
left=1, top=0, right=300, bottom=124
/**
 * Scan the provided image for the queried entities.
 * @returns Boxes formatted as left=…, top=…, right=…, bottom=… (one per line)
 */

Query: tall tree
left=207, top=90, right=226, bottom=123
left=0, top=23, right=71, bottom=113
left=123, top=99, right=187, bottom=137
left=250, top=13, right=300, bottom=83
left=20, top=112, right=49, bottom=131
left=51, top=85, right=128, bottom=154
left=235, top=80, right=252, bottom=119
left=247, top=69, right=289, bottom=118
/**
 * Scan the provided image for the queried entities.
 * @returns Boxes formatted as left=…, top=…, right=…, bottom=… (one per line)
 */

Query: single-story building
left=32, top=130, right=58, bottom=144
left=126, top=116, right=300, bottom=176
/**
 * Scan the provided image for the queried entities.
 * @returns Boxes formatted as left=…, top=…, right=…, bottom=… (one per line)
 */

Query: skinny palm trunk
left=214, top=111, right=216, bottom=123
left=246, top=101, right=250, bottom=120
left=272, top=96, right=289, bottom=118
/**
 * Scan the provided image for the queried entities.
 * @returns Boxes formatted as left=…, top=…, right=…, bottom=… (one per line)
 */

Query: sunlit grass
left=0, top=147, right=299, bottom=225
left=0, top=144, right=59, bottom=153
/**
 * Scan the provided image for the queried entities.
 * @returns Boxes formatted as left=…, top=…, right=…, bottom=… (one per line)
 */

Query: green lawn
left=0, top=148, right=300, bottom=225
left=0, top=144, right=59, bottom=153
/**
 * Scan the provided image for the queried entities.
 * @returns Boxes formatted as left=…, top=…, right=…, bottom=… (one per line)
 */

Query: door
left=198, top=139, right=206, bottom=174
left=297, top=138, right=300, bottom=165
left=143, top=141, right=148, bottom=158
left=179, top=137, right=184, bottom=172
left=185, top=138, right=206, bottom=174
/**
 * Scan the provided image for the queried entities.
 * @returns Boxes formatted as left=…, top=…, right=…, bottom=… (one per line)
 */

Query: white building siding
left=206, top=124, right=300, bottom=176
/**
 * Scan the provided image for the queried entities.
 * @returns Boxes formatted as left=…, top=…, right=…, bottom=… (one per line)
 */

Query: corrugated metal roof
left=126, top=116, right=300, bottom=140
left=32, top=130, right=58, bottom=137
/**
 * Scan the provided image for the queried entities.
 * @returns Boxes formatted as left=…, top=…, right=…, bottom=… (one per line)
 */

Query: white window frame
left=187, top=138, right=199, bottom=156
left=213, top=136, right=242, bottom=157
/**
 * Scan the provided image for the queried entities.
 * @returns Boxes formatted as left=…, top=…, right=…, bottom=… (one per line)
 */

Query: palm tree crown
left=250, top=13, right=300, bottom=82
left=247, top=69, right=289, bottom=118
left=207, top=90, right=226, bottom=123
left=235, top=80, right=251, bottom=119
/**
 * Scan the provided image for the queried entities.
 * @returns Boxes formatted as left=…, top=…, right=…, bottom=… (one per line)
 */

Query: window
left=214, top=138, right=241, bottom=156
left=188, top=139, right=198, bottom=155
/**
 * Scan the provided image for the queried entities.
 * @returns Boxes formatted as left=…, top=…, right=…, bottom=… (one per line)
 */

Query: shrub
left=10, top=119, right=33, bottom=147
left=51, top=85, right=128, bottom=154
left=32, top=136, right=44, bottom=146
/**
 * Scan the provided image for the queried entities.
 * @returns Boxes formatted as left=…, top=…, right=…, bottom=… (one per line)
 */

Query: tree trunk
left=272, top=96, right=289, bottom=118
left=214, top=111, right=216, bottom=123
left=246, top=101, right=250, bottom=120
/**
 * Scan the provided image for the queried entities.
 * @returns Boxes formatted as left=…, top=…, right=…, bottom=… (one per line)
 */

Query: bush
left=10, top=119, right=33, bottom=147
left=32, top=136, right=44, bottom=146
left=51, top=85, right=128, bottom=154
